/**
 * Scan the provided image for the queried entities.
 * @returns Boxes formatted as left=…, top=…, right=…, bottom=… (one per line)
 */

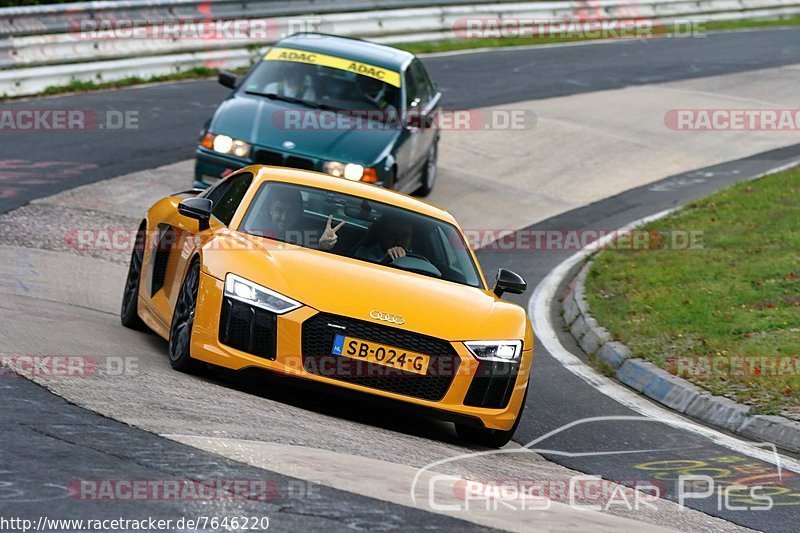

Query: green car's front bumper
left=194, top=148, right=251, bottom=189
left=195, top=146, right=390, bottom=189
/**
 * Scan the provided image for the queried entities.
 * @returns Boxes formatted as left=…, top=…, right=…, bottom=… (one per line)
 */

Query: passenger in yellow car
left=263, top=188, right=342, bottom=250
left=355, top=214, right=412, bottom=264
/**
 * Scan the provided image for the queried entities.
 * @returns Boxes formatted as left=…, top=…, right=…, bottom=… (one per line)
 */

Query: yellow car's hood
left=204, top=236, right=529, bottom=342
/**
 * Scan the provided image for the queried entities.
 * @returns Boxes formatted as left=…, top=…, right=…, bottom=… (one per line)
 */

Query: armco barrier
left=1, top=0, right=799, bottom=97
left=0, top=0, right=517, bottom=38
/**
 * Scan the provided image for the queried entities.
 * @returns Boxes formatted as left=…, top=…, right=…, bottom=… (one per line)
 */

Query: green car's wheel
left=120, top=224, right=147, bottom=330
left=413, top=141, right=438, bottom=197
left=168, top=259, right=203, bottom=373
left=386, top=166, right=397, bottom=190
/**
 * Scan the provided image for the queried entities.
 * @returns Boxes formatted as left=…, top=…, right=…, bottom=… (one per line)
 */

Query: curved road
left=3, top=28, right=800, bottom=213
left=2, top=28, right=800, bottom=532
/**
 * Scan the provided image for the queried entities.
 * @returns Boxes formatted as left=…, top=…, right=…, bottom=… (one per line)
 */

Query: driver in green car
left=357, top=75, right=396, bottom=115
left=263, top=62, right=316, bottom=100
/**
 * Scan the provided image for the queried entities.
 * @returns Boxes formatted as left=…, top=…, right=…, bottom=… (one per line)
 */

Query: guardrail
left=1, top=0, right=799, bottom=97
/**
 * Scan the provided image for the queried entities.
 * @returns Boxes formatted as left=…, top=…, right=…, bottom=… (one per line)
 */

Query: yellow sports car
left=122, top=165, right=533, bottom=446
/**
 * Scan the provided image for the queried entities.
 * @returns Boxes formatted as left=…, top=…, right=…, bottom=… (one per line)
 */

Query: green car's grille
left=254, top=149, right=316, bottom=171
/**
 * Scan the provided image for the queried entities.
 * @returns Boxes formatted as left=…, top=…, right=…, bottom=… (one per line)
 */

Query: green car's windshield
left=241, top=58, right=402, bottom=113
left=239, top=182, right=483, bottom=288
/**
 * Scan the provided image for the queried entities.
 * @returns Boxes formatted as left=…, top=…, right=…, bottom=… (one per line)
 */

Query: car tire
left=385, top=166, right=397, bottom=190
left=413, top=141, right=438, bottom=197
left=168, top=259, right=203, bottom=373
left=455, top=384, right=528, bottom=448
left=120, top=223, right=148, bottom=331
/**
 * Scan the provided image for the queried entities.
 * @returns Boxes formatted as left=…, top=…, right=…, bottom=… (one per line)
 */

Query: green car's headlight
left=224, top=273, right=301, bottom=314
left=201, top=132, right=251, bottom=159
left=465, top=340, right=523, bottom=363
left=323, top=161, right=378, bottom=183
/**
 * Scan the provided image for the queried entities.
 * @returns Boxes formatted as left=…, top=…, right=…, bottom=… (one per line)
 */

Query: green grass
left=39, top=67, right=221, bottom=97
left=396, top=34, right=597, bottom=54
left=585, top=167, right=800, bottom=417
left=705, top=14, right=800, bottom=32
left=34, top=64, right=258, bottom=98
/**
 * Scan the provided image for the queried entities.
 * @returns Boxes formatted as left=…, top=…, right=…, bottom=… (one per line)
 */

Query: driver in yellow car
left=355, top=214, right=413, bottom=264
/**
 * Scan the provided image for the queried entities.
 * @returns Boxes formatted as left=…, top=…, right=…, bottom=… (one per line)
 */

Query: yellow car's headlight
left=465, top=340, right=522, bottom=363
left=224, top=274, right=301, bottom=314
left=201, top=133, right=251, bottom=159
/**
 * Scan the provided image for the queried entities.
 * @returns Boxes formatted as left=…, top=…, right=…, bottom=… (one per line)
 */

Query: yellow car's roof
left=244, top=165, right=457, bottom=225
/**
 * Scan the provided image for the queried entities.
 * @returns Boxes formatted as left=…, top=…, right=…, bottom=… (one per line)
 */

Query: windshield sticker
left=264, top=47, right=402, bottom=88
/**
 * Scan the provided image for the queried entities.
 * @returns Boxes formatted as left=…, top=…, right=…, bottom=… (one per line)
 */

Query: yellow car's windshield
left=239, top=182, right=482, bottom=288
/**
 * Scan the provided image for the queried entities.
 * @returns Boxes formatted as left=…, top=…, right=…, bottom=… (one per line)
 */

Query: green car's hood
left=210, top=94, right=401, bottom=166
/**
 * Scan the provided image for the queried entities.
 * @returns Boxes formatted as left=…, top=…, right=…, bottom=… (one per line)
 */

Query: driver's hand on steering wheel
left=385, top=246, right=406, bottom=262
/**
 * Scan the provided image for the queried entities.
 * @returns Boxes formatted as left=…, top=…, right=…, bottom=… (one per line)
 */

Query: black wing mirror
left=405, top=110, right=436, bottom=130
left=178, top=197, right=212, bottom=231
left=493, top=268, right=527, bottom=298
left=218, top=71, right=237, bottom=89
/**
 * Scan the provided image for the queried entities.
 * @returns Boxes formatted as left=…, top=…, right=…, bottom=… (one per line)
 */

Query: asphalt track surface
left=2, top=27, right=800, bottom=532
left=2, top=28, right=800, bottom=213
left=0, top=370, right=492, bottom=532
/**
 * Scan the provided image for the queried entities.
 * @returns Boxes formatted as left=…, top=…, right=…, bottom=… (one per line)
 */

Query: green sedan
left=195, top=33, right=441, bottom=196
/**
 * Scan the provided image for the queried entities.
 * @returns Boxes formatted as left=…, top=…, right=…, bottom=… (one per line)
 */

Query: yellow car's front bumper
left=191, top=272, right=532, bottom=431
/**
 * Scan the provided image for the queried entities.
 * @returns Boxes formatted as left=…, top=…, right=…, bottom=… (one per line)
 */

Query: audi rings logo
left=369, top=310, right=405, bottom=325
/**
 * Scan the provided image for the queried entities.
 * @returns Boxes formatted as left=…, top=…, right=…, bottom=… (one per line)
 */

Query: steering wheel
left=400, top=252, right=432, bottom=263
left=388, top=252, right=441, bottom=279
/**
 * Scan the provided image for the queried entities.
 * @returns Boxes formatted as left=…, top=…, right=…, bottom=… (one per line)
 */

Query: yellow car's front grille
left=300, top=312, right=459, bottom=402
